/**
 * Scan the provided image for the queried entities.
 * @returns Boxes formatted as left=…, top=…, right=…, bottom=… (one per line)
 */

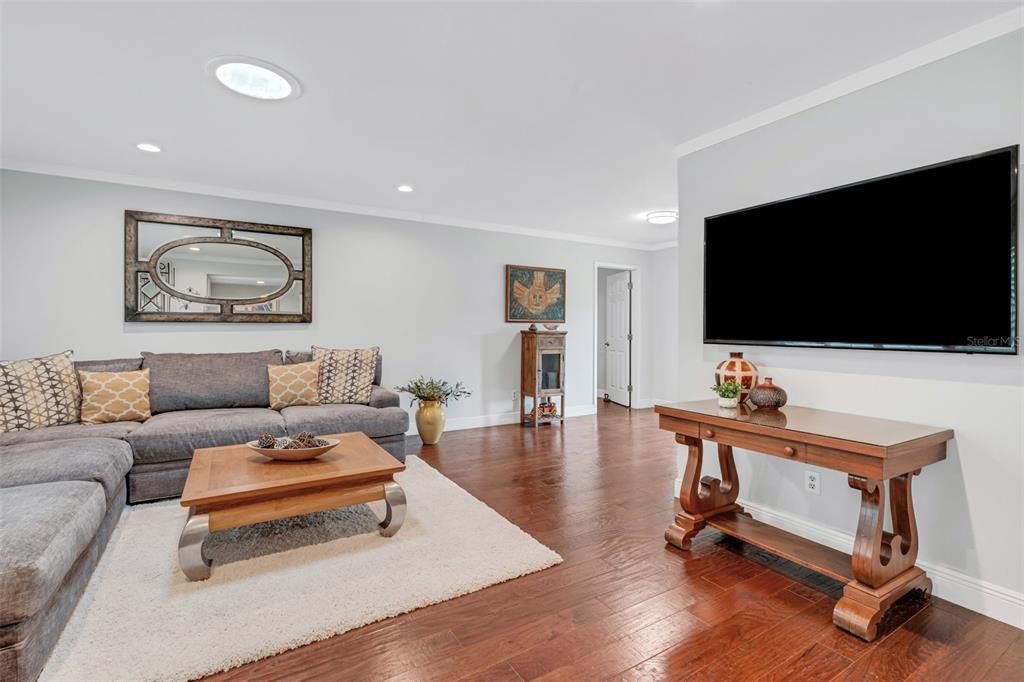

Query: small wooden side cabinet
left=655, top=400, right=953, bottom=641
left=520, top=329, right=567, bottom=427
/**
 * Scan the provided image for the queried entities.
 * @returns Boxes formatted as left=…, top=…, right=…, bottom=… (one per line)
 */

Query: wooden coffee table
left=178, top=431, right=406, bottom=581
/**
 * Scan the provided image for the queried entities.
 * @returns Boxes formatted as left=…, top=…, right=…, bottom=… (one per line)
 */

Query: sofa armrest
left=369, top=385, right=402, bottom=409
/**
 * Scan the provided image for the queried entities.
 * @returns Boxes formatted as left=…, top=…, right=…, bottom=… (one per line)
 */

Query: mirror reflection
left=136, top=223, right=302, bottom=315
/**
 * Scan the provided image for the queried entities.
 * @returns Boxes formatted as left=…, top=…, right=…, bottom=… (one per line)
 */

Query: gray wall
left=1, top=170, right=675, bottom=428
left=676, top=32, right=1023, bottom=619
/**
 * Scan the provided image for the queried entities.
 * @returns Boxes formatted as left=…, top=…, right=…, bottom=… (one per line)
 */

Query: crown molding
left=0, top=159, right=675, bottom=252
left=675, top=8, right=1024, bottom=159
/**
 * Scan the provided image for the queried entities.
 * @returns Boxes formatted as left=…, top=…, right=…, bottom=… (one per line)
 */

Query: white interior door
left=605, top=271, right=631, bottom=407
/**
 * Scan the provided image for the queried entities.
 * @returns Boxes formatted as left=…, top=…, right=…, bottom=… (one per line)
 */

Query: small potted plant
left=711, top=380, right=741, bottom=408
left=394, top=377, right=471, bottom=445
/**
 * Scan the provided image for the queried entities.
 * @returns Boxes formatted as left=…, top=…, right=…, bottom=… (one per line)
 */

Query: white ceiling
left=1, top=1, right=1015, bottom=247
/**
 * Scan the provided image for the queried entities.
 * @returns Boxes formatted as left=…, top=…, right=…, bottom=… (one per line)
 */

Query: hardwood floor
left=205, top=403, right=1022, bottom=681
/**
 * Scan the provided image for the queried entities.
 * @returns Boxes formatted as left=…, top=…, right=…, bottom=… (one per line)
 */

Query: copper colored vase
left=714, top=352, right=759, bottom=404
left=749, top=377, right=788, bottom=411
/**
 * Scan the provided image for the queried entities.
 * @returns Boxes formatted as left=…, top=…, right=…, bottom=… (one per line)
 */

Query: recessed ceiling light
left=396, top=185, right=414, bottom=193
left=645, top=210, right=678, bottom=225
left=256, top=280, right=265, bottom=285
left=136, top=142, right=161, bottom=153
left=188, top=246, right=201, bottom=252
left=208, top=56, right=301, bottom=101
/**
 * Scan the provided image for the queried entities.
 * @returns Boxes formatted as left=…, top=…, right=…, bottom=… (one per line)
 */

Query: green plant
left=395, top=377, right=471, bottom=407
left=710, top=380, right=741, bottom=399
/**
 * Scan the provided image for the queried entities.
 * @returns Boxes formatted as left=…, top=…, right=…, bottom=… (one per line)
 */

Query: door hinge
left=627, top=281, right=634, bottom=290
left=627, top=333, right=633, bottom=342
left=627, top=385, right=633, bottom=392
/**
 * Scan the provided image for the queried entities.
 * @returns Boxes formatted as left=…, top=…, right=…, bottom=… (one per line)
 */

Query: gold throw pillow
left=268, top=361, right=321, bottom=410
left=79, top=369, right=152, bottom=425
left=311, top=346, right=378, bottom=405
left=0, top=350, right=81, bottom=432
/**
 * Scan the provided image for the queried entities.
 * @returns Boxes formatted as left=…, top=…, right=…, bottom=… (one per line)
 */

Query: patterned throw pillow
left=268, top=361, right=321, bottom=410
left=311, top=346, right=379, bottom=405
left=79, top=369, right=152, bottom=425
left=0, top=350, right=82, bottom=432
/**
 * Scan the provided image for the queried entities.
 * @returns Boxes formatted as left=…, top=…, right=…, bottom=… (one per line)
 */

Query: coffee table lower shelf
left=179, top=480, right=406, bottom=581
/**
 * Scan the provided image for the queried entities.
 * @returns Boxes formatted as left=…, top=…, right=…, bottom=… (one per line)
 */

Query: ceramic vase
left=714, top=352, right=759, bottom=404
left=415, top=400, right=446, bottom=444
left=749, top=377, right=788, bottom=411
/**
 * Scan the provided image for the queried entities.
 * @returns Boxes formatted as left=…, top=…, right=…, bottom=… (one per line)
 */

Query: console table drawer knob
left=783, top=446, right=796, bottom=456
left=704, top=429, right=715, bottom=438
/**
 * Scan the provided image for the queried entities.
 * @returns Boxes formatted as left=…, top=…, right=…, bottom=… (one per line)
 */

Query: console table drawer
left=699, top=423, right=804, bottom=461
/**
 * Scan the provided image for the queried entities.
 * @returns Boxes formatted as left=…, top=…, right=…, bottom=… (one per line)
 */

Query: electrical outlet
left=804, top=470, right=821, bottom=495
left=512, top=391, right=518, bottom=412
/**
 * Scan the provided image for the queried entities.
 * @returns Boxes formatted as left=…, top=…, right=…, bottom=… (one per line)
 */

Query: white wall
left=0, top=170, right=674, bottom=432
left=675, top=32, right=1023, bottom=625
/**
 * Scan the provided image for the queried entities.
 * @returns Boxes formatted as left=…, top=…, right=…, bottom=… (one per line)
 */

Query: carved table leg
left=834, top=471, right=931, bottom=641
left=666, top=435, right=743, bottom=550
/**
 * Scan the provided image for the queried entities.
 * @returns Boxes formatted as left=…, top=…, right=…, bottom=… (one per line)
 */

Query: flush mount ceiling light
left=136, top=142, right=161, bottom=153
left=395, top=185, right=414, bottom=193
left=645, top=210, right=678, bottom=225
left=208, top=56, right=301, bottom=101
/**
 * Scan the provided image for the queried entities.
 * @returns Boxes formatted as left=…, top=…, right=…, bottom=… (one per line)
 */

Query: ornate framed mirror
left=124, top=211, right=312, bottom=323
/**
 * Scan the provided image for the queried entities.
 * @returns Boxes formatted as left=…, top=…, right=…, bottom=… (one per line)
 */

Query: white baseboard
left=665, top=490, right=1023, bottom=628
left=405, top=403, right=598, bottom=435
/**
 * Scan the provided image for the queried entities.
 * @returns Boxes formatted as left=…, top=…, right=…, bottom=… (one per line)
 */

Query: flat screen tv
left=704, top=146, right=1019, bottom=354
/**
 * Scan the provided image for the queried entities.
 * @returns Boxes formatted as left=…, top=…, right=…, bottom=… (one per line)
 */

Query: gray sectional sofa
left=0, top=349, right=409, bottom=681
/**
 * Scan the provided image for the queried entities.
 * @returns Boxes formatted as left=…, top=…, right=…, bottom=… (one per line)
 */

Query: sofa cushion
left=369, top=385, right=401, bottom=409
left=0, top=481, right=106, bottom=625
left=280, top=404, right=409, bottom=439
left=74, top=357, right=143, bottom=373
left=287, top=350, right=383, bottom=386
left=0, top=421, right=141, bottom=447
left=126, top=407, right=287, bottom=465
left=0, top=350, right=81, bottom=432
left=141, top=350, right=283, bottom=413
left=0, top=438, right=133, bottom=501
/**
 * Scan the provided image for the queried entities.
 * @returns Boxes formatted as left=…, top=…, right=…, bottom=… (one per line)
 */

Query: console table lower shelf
left=656, top=400, right=952, bottom=642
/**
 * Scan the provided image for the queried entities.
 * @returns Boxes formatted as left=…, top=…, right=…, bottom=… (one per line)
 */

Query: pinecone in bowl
left=256, top=432, right=277, bottom=449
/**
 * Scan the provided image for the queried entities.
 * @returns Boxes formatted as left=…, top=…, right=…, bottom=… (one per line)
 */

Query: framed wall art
left=505, top=264, right=566, bottom=324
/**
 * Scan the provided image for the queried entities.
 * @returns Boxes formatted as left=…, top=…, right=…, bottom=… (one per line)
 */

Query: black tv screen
left=704, top=146, right=1019, bottom=354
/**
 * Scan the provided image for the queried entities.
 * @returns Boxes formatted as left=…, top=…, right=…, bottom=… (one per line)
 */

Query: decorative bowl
left=246, top=437, right=340, bottom=461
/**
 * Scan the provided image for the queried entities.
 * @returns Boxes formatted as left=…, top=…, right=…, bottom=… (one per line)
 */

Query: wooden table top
left=180, top=431, right=406, bottom=507
left=655, top=400, right=953, bottom=451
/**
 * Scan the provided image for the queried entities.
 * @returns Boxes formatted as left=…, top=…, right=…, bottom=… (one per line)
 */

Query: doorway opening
left=595, top=263, right=637, bottom=410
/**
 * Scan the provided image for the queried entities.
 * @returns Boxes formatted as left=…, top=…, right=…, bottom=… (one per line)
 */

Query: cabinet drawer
left=699, top=423, right=804, bottom=461
left=538, top=336, right=564, bottom=350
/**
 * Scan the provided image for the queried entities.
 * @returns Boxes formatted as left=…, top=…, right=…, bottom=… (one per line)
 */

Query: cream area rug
left=41, top=456, right=562, bottom=682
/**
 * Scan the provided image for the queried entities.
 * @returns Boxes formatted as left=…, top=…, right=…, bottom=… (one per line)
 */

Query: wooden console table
left=655, top=400, right=952, bottom=641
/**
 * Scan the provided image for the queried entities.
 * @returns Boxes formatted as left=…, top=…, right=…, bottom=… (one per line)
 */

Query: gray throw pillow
left=141, top=350, right=283, bottom=413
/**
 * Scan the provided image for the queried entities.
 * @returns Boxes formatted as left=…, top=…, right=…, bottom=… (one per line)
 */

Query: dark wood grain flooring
left=204, top=403, right=1022, bottom=681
